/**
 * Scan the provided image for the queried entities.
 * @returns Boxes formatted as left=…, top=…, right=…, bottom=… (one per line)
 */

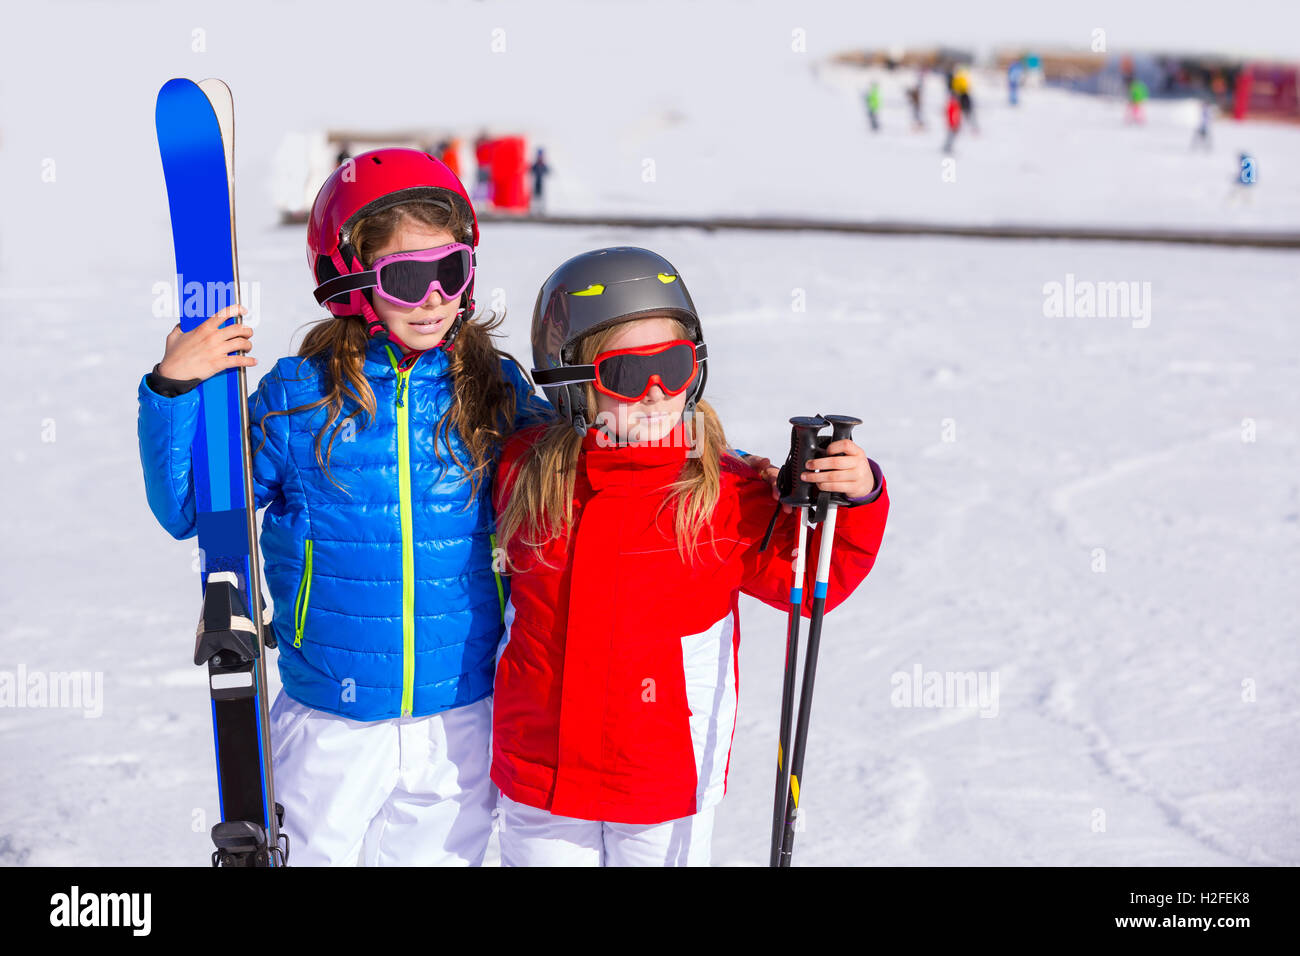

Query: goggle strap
left=532, top=364, right=596, bottom=387
left=314, top=270, right=377, bottom=305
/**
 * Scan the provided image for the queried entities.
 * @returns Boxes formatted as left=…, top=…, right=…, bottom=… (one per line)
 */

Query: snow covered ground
left=2, top=0, right=1298, bottom=865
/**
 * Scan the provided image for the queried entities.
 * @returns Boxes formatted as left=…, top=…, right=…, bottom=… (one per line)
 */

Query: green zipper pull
left=385, top=344, right=410, bottom=409
left=293, top=539, right=314, bottom=649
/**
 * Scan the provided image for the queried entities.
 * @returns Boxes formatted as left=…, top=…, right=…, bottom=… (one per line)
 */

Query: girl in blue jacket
left=137, top=149, right=549, bottom=865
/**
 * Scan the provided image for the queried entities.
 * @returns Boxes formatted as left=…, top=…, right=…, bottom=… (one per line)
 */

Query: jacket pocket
left=293, top=538, right=314, bottom=649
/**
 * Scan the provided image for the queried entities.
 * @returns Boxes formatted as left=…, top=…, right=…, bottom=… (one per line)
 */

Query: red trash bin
left=490, top=136, right=529, bottom=211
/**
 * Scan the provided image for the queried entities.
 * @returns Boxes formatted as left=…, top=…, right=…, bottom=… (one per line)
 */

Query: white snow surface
left=1, top=0, right=1298, bottom=866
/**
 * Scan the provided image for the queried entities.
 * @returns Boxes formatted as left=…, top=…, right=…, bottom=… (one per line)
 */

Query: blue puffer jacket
left=137, top=334, right=552, bottom=721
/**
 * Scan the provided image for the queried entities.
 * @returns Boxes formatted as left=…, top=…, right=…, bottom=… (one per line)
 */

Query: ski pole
left=765, top=416, right=827, bottom=867
left=777, top=414, right=861, bottom=866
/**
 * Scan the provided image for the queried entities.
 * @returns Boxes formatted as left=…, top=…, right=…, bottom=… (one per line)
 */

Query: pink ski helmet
left=307, top=147, right=479, bottom=346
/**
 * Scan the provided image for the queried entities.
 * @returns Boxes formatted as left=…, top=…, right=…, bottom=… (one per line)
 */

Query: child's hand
left=740, top=453, right=796, bottom=514
left=158, top=304, right=256, bottom=381
left=802, top=439, right=874, bottom=499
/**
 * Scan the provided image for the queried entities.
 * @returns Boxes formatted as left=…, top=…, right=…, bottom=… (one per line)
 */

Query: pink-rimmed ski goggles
left=313, top=243, right=475, bottom=308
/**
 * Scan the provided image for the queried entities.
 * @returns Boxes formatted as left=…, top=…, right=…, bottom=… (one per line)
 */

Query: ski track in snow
left=1037, top=677, right=1281, bottom=865
left=1047, top=426, right=1244, bottom=547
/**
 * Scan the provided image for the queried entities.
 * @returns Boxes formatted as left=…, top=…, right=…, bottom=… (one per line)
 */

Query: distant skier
left=473, top=130, right=493, bottom=201
left=906, top=77, right=925, bottom=130
left=1126, top=79, right=1148, bottom=124
left=529, top=147, right=551, bottom=212
left=1190, top=100, right=1213, bottom=149
left=953, top=67, right=978, bottom=134
left=943, top=93, right=962, bottom=153
left=864, top=82, right=881, bottom=131
left=1007, top=59, right=1024, bottom=106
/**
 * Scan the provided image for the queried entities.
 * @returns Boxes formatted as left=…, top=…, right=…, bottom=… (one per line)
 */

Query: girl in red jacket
left=490, top=247, right=889, bottom=865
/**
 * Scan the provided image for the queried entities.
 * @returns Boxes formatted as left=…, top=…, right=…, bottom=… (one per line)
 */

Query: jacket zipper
left=386, top=345, right=419, bottom=716
left=489, top=532, right=506, bottom=621
left=293, top=538, right=314, bottom=648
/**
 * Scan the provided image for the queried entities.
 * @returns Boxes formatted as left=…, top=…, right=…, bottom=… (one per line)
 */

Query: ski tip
left=158, top=77, right=197, bottom=96
left=198, top=77, right=233, bottom=99
left=156, top=77, right=201, bottom=117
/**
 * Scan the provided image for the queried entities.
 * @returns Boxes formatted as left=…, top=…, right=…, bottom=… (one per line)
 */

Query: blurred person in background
left=864, top=81, right=882, bottom=131
left=907, top=74, right=925, bottom=130
left=1127, top=77, right=1148, bottom=123
left=474, top=130, right=493, bottom=202
left=1191, top=97, right=1213, bottom=150
left=954, top=66, right=978, bottom=133
left=1007, top=59, right=1024, bottom=106
left=943, top=91, right=962, bottom=153
left=529, top=147, right=551, bottom=213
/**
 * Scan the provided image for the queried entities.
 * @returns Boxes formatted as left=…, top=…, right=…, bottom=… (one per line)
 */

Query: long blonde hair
left=495, top=316, right=728, bottom=571
left=255, top=200, right=523, bottom=502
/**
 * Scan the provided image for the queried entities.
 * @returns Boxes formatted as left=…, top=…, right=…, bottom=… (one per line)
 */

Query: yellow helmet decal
left=570, top=284, right=605, bottom=296
left=657, top=273, right=677, bottom=283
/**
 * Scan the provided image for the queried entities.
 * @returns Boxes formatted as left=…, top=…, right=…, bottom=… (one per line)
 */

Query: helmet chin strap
left=437, top=299, right=471, bottom=354
left=359, top=292, right=414, bottom=353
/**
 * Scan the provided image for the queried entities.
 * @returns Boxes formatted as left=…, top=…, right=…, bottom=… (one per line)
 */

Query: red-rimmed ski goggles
left=313, top=243, right=475, bottom=308
left=533, top=339, right=706, bottom=403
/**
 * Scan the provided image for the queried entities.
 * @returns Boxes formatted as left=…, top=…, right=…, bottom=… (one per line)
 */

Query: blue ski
left=155, top=77, right=286, bottom=866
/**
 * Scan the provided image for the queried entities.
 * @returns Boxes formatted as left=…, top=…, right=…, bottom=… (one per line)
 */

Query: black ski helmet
left=530, top=247, right=708, bottom=432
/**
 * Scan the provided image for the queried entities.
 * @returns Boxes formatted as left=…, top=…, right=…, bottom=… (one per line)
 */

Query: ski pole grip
left=821, top=414, right=865, bottom=507
left=823, top=414, right=861, bottom=447
left=781, top=416, right=827, bottom=508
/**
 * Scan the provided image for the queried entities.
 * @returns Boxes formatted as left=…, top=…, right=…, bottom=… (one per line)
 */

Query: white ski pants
left=496, top=792, right=716, bottom=866
left=269, top=690, right=495, bottom=866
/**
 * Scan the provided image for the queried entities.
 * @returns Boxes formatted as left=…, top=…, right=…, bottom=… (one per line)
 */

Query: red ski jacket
left=490, top=421, right=889, bottom=825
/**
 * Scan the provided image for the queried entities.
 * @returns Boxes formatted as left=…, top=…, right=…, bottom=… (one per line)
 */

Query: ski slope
left=1, top=0, right=1298, bottom=865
